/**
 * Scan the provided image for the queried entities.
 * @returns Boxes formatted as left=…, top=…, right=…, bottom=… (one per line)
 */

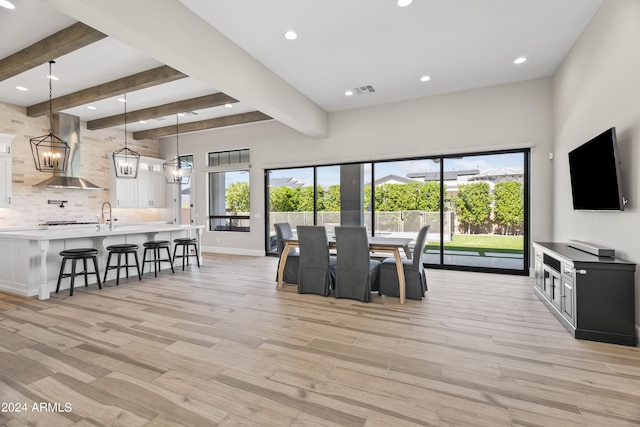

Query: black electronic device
left=568, top=127, right=626, bottom=211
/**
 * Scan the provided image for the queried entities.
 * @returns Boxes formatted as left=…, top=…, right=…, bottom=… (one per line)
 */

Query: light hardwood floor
left=0, top=253, right=639, bottom=426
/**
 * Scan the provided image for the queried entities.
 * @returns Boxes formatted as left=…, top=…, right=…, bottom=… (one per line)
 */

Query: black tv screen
left=568, top=127, right=625, bottom=211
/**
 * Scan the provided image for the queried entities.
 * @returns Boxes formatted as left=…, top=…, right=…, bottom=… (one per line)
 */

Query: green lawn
left=426, top=234, right=524, bottom=254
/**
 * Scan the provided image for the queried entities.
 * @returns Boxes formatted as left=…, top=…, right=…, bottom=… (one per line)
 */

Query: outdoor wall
left=552, top=0, right=640, bottom=332
left=161, top=77, right=554, bottom=260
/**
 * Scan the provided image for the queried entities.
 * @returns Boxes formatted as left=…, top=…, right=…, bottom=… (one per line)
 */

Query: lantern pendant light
left=112, top=93, right=140, bottom=178
left=162, top=114, right=192, bottom=184
left=29, top=60, right=70, bottom=173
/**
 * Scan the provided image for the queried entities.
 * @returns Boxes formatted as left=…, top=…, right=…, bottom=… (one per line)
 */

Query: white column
left=196, top=226, right=204, bottom=264
left=38, top=240, right=50, bottom=300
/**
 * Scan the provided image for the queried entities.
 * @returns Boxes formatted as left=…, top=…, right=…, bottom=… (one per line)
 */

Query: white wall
left=553, top=0, right=640, bottom=330
left=161, top=77, right=554, bottom=260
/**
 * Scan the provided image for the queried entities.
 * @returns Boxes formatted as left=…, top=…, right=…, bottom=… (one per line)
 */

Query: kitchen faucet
left=101, top=202, right=113, bottom=231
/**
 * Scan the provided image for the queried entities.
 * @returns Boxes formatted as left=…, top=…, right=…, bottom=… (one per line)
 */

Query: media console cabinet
left=533, top=242, right=637, bottom=346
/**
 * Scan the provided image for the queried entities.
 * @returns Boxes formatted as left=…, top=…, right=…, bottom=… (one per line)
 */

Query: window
left=265, top=149, right=529, bottom=275
left=207, top=149, right=251, bottom=232
left=208, top=170, right=250, bottom=232
left=177, top=155, right=193, bottom=225
left=208, top=149, right=250, bottom=167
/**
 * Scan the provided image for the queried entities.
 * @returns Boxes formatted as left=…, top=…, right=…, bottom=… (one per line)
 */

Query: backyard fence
left=269, top=210, right=454, bottom=242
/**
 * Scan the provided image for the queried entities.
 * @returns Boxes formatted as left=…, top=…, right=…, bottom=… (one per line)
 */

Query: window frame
left=206, top=148, right=251, bottom=233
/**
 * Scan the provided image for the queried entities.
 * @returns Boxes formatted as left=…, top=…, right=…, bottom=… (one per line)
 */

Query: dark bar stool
left=55, top=248, right=102, bottom=296
left=142, top=240, right=174, bottom=277
left=172, top=238, right=200, bottom=271
left=103, top=244, right=142, bottom=286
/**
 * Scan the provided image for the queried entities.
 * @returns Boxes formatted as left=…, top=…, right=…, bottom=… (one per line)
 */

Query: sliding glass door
left=266, top=167, right=314, bottom=255
left=437, top=151, right=526, bottom=271
left=265, top=149, right=528, bottom=274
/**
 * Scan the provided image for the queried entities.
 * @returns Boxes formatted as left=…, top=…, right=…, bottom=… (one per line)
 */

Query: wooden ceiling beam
left=26, top=65, right=187, bottom=117
left=133, top=111, right=271, bottom=140
left=0, top=22, right=106, bottom=82
left=86, top=93, right=238, bottom=130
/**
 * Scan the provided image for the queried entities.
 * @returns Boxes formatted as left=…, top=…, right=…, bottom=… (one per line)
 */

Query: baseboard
left=201, top=246, right=265, bottom=257
left=0, top=279, right=40, bottom=298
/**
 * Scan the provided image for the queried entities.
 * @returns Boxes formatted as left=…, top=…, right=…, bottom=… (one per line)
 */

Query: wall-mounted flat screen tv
left=568, top=127, right=625, bottom=211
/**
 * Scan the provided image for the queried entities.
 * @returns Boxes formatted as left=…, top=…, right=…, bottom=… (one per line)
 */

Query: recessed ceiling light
left=15, top=86, right=28, bottom=91
left=284, top=30, right=298, bottom=40
left=397, top=0, right=412, bottom=7
left=139, top=120, right=147, bottom=124
left=87, top=106, right=96, bottom=110
left=178, top=113, right=185, bottom=117
left=117, top=98, right=127, bottom=103
left=345, top=90, right=354, bottom=96
left=46, top=74, right=59, bottom=81
left=420, top=75, right=431, bottom=82
left=514, top=57, right=527, bottom=64
left=224, top=103, right=233, bottom=108
left=0, top=0, right=15, bottom=10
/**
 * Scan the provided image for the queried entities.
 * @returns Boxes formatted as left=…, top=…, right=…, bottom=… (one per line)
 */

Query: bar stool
left=56, top=248, right=102, bottom=296
left=142, top=240, right=174, bottom=277
left=172, top=238, right=200, bottom=271
left=103, top=244, right=142, bottom=286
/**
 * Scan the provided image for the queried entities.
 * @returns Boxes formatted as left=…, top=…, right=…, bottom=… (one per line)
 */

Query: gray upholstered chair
left=334, top=226, right=381, bottom=302
left=377, top=225, right=429, bottom=300
left=296, top=226, right=336, bottom=296
left=274, top=223, right=299, bottom=284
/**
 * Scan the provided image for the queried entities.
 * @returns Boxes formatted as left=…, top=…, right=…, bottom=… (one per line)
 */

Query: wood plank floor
left=1, top=253, right=639, bottom=426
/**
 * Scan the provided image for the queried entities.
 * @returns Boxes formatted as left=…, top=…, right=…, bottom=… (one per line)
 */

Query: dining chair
left=274, top=222, right=299, bottom=284
left=296, top=225, right=336, bottom=296
left=377, top=225, right=430, bottom=300
left=334, top=226, right=381, bottom=302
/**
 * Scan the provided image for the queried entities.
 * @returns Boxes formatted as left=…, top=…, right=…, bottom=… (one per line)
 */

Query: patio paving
left=425, top=251, right=524, bottom=270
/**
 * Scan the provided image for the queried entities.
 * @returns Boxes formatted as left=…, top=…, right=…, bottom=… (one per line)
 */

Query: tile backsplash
left=0, top=101, right=165, bottom=228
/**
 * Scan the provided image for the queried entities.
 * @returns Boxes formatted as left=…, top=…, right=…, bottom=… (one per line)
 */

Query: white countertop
left=0, top=223, right=203, bottom=241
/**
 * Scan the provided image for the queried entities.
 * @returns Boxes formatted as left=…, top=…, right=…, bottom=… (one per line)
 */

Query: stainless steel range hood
left=33, top=113, right=103, bottom=190
left=33, top=175, right=102, bottom=190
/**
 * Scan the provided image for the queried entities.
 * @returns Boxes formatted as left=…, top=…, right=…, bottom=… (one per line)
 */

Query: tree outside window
left=454, top=182, right=492, bottom=234
left=209, top=170, right=250, bottom=232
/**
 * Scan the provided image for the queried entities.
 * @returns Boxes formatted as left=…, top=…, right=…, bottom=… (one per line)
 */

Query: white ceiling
left=0, top=0, right=603, bottom=135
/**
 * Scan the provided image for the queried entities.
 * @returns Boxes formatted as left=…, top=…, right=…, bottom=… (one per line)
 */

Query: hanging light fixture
left=30, top=60, right=70, bottom=173
left=162, top=114, right=192, bottom=184
left=112, top=93, right=140, bottom=178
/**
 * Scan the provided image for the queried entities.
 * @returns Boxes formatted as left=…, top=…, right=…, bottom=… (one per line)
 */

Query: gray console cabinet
left=533, top=242, right=636, bottom=346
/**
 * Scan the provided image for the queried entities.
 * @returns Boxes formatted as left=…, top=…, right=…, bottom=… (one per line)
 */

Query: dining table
left=277, top=235, right=413, bottom=304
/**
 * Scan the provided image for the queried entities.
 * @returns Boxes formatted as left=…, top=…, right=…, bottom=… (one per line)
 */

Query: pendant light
left=112, top=93, right=140, bottom=178
left=162, top=114, right=192, bottom=184
left=30, top=60, right=70, bottom=173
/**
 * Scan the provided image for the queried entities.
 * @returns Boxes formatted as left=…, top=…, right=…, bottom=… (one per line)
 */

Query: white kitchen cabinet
left=109, top=155, right=166, bottom=209
left=110, top=174, right=137, bottom=207
left=109, top=160, right=137, bottom=208
left=137, top=158, right=166, bottom=208
left=0, top=136, right=13, bottom=208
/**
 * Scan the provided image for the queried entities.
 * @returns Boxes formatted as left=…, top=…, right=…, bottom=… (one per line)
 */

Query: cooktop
left=40, top=221, right=100, bottom=226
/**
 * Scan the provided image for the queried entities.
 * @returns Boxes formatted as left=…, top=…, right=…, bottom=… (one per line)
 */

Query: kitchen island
left=0, top=223, right=204, bottom=299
